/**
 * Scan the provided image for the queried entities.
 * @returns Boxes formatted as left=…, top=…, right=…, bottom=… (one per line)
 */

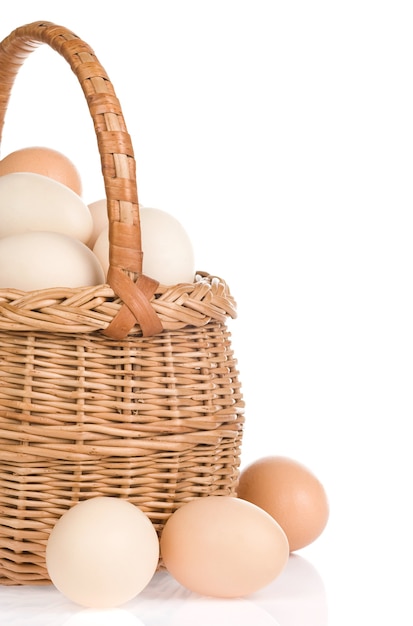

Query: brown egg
left=237, top=456, right=329, bottom=552
left=0, top=146, right=82, bottom=195
left=160, top=496, right=289, bottom=598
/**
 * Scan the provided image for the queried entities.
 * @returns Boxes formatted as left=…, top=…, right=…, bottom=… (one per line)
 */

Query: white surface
left=1, top=1, right=413, bottom=624
left=0, top=557, right=327, bottom=626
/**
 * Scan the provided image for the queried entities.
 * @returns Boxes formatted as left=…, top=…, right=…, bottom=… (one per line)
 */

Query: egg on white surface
left=93, top=206, right=195, bottom=285
left=0, top=146, right=83, bottom=195
left=0, top=172, right=93, bottom=243
left=237, top=456, right=330, bottom=552
left=0, top=231, right=105, bottom=290
left=160, top=496, right=289, bottom=598
left=46, top=497, right=160, bottom=609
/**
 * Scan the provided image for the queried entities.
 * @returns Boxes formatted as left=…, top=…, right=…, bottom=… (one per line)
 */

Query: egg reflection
left=168, top=597, right=280, bottom=626
left=63, top=608, right=146, bottom=626
left=253, top=554, right=328, bottom=626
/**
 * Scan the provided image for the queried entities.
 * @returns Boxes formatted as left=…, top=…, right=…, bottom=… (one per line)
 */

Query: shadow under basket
left=0, top=22, right=245, bottom=585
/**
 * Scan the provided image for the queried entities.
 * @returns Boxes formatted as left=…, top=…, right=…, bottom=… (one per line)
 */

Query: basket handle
left=0, top=21, right=163, bottom=338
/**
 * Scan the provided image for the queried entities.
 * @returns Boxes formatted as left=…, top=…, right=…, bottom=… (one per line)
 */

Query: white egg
left=93, top=206, right=195, bottom=285
left=86, top=199, right=146, bottom=250
left=86, top=198, right=108, bottom=248
left=0, top=171, right=93, bottom=243
left=46, top=497, right=160, bottom=609
left=93, top=226, right=110, bottom=276
left=0, top=231, right=105, bottom=290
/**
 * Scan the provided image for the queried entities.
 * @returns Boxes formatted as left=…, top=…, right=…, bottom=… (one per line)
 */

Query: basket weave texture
left=0, top=22, right=245, bottom=585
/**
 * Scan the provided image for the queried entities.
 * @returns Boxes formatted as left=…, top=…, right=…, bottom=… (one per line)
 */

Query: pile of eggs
left=0, top=146, right=330, bottom=608
left=45, top=455, right=329, bottom=608
left=0, top=146, right=196, bottom=290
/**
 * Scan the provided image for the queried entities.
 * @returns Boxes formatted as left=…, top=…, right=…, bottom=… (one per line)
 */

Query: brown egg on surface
left=0, top=146, right=82, bottom=195
left=160, top=495, right=289, bottom=598
left=237, top=456, right=329, bottom=552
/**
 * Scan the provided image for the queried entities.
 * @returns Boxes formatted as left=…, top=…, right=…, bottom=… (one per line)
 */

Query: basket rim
left=0, top=21, right=230, bottom=339
left=0, top=271, right=237, bottom=335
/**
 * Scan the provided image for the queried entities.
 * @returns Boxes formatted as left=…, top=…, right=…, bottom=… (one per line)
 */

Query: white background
left=0, top=1, right=412, bottom=624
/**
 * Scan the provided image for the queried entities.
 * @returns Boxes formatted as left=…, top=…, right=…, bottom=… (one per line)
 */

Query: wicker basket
left=0, top=21, right=245, bottom=585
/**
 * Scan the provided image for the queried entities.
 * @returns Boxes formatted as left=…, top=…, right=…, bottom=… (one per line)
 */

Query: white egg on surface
left=86, top=198, right=108, bottom=248
left=46, top=497, right=160, bottom=609
left=0, top=172, right=93, bottom=243
left=0, top=231, right=105, bottom=290
left=93, top=206, right=195, bottom=285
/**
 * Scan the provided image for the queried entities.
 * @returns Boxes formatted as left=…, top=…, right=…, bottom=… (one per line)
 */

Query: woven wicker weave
left=0, top=22, right=244, bottom=585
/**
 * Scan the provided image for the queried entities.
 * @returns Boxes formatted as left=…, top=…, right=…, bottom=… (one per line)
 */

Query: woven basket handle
left=0, top=21, right=162, bottom=338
